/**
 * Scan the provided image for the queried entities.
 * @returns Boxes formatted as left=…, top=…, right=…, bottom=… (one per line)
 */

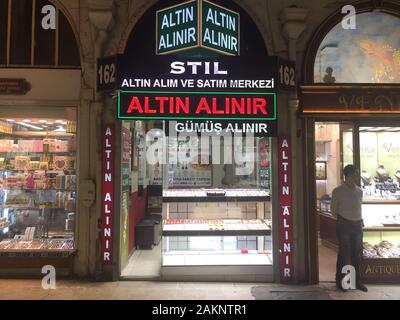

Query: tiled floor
left=0, top=279, right=399, bottom=300
left=121, top=242, right=161, bottom=279
left=318, top=242, right=337, bottom=282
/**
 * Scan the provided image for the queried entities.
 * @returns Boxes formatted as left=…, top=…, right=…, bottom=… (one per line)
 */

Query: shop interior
left=0, top=111, right=77, bottom=251
left=120, top=120, right=273, bottom=280
left=315, top=122, right=400, bottom=282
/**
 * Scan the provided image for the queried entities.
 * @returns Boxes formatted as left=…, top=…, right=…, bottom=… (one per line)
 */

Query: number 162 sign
left=97, top=55, right=120, bottom=93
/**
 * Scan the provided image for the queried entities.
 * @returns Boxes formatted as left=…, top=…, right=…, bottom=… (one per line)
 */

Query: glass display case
left=0, top=118, right=76, bottom=251
left=359, top=127, right=400, bottom=265
left=161, top=189, right=272, bottom=266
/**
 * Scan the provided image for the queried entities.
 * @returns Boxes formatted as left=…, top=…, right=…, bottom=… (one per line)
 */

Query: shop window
left=314, top=12, right=400, bottom=83
left=10, top=0, right=32, bottom=65
left=359, top=126, right=400, bottom=222
left=0, top=0, right=80, bottom=67
left=58, top=12, right=80, bottom=67
left=0, top=116, right=77, bottom=251
left=0, top=0, right=7, bottom=65
left=34, top=0, right=56, bottom=66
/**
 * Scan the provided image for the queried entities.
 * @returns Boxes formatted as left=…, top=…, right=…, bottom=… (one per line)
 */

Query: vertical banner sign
left=102, top=125, right=115, bottom=264
left=278, top=136, right=294, bottom=282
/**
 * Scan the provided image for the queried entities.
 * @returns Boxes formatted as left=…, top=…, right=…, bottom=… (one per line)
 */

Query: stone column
left=280, top=6, right=308, bottom=283
left=86, top=0, right=114, bottom=278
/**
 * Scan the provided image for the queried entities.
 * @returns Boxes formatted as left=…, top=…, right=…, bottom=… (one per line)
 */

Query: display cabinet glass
left=359, top=127, right=400, bottom=263
left=0, top=117, right=76, bottom=251
left=161, top=189, right=272, bottom=266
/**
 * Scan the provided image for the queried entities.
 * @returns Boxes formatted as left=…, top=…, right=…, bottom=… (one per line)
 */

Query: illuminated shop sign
left=278, top=136, right=294, bottom=281
left=156, top=0, right=240, bottom=56
left=102, top=125, right=115, bottom=264
left=118, top=91, right=276, bottom=121
left=300, top=85, right=400, bottom=114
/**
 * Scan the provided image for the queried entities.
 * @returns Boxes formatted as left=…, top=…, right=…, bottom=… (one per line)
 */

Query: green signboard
left=157, top=0, right=199, bottom=55
left=201, top=0, right=239, bottom=56
left=156, top=0, right=240, bottom=56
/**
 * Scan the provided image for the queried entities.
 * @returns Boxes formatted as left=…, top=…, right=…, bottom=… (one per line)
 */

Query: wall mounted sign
left=97, top=56, right=119, bottom=92
left=278, top=136, right=294, bottom=282
left=95, top=0, right=296, bottom=135
left=300, top=85, right=400, bottom=114
left=0, top=78, right=31, bottom=95
left=156, top=0, right=240, bottom=56
left=118, top=91, right=276, bottom=121
left=102, top=125, right=115, bottom=264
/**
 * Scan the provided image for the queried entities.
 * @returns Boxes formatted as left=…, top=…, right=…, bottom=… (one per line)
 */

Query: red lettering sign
left=278, top=136, right=293, bottom=282
left=119, top=91, right=276, bottom=120
left=102, top=125, right=115, bottom=264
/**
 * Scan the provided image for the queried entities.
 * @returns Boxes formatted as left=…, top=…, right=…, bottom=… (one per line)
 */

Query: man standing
left=331, top=164, right=368, bottom=292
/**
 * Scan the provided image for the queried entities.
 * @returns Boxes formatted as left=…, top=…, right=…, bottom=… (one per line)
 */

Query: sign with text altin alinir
left=156, top=0, right=240, bottom=56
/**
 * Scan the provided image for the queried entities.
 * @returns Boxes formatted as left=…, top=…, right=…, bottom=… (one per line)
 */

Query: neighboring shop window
left=0, top=117, right=77, bottom=250
left=314, top=12, right=400, bottom=83
left=0, top=0, right=80, bottom=67
left=360, top=127, right=400, bottom=260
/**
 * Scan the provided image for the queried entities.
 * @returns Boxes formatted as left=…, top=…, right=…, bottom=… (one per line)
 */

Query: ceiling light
left=16, top=122, right=44, bottom=130
left=23, top=120, right=31, bottom=123
left=6, top=119, right=14, bottom=122
left=39, top=120, right=47, bottom=123
left=55, top=120, right=64, bottom=123
left=54, top=126, right=66, bottom=132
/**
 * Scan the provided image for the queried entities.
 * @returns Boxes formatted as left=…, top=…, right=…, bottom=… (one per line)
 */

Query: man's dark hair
left=343, top=164, right=358, bottom=178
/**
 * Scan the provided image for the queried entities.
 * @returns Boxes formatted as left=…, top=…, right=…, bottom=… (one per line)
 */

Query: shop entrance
left=313, top=122, right=353, bottom=282
left=311, top=120, right=400, bottom=283
left=117, top=120, right=274, bottom=281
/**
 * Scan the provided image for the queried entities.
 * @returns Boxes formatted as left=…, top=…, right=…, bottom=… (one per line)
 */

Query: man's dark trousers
left=335, top=215, right=363, bottom=287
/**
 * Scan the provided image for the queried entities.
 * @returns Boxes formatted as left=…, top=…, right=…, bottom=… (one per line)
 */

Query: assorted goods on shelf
left=363, top=241, right=400, bottom=258
left=0, top=138, right=76, bottom=153
left=361, top=166, right=400, bottom=200
left=0, top=239, right=74, bottom=250
left=0, top=172, right=76, bottom=192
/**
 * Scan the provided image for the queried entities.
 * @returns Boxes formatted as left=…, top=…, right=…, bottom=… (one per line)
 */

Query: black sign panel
left=165, top=120, right=277, bottom=137
left=277, top=58, right=296, bottom=92
left=97, top=55, right=119, bottom=93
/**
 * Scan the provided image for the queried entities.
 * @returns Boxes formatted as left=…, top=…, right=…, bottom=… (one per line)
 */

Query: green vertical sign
left=201, top=0, right=239, bottom=56
left=120, top=191, right=129, bottom=269
left=156, top=0, right=199, bottom=54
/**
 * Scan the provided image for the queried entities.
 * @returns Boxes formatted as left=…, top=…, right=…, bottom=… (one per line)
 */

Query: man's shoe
left=336, top=283, right=348, bottom=292
left=356, top=283, right=368, bottom=292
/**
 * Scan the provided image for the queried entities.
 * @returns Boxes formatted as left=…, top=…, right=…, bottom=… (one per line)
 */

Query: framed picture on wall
left=316, top=161, right=327, bottom=180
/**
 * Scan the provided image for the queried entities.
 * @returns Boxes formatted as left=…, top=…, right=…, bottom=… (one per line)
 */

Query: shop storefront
left=300, top=3, right=400, bottom=283
left=0, top=1, right=81, bottom=275
left=98, top=0, right=296, bottom=282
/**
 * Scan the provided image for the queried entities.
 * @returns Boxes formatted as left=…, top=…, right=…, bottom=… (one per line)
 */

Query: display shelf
left=0, top=188, right=75, bottom=192
left=0, top=205, right=64, bottom=210
left=163, top=189, right=270, bottom=202
left=363, top=200, right=400, bottom=204
left=364, top=226, right=400, bottom=231
left=162, top=219, right=271, bottom=236
left=0, top=151, right=75, bottom=156
left=162, top=251, right=273, bottom=266
left=4, top=131, right=74, bottom=137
